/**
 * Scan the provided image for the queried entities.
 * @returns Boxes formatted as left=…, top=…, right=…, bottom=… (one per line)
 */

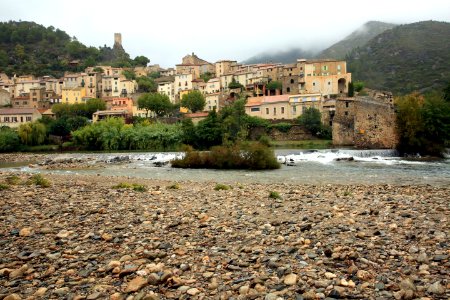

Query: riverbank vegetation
left=395, top=86, right=450, bottom=156
left=171, top=142, right=280, bottom=170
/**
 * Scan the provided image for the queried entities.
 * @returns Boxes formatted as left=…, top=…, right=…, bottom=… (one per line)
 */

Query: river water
left=2, top=149, right=450, bottom=186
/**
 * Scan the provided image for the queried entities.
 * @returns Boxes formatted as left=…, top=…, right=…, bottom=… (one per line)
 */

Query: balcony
left=104, top=88, right=112, bottom=92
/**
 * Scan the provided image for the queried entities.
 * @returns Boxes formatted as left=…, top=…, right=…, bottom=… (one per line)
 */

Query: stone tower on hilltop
left=114, top=33, right=122, bottom=47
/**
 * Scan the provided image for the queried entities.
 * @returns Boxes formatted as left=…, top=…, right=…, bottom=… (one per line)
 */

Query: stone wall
left=249, top=125, right=315, bottom=141
left=0, top=89, right=11, bottom=106
left=332, top=91, right=399, bottom=149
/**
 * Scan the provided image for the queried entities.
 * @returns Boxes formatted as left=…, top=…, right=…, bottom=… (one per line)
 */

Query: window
left=4, top=117, right=9, bottom=122
left=337, top=65, right=341, bottom=70
left=328, top=82, right=331, bottom=85
left=287, top=87, right=291, bottom=93
left=292, top=106, right=297, bottom=114
left=344, top=111, right=348, bottom=116
left=313, top=82, right=316, bottom=86
left=273, top=107, right=276, bottom=115
left=290, top=79, right=294, bottom=84
left=281, top=107, right=285, bottom=114
left=20, top=116, right=23, bottom=122
left=323, top=65, right=328, bottom=71
left=251, top=107, right=260, bottom=112
left=345, top=101, right=349, bottom=108
left=266, top=108, right=269, bottom=114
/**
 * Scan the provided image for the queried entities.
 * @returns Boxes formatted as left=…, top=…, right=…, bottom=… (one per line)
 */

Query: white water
left=2, top=149, right=450, bottom=186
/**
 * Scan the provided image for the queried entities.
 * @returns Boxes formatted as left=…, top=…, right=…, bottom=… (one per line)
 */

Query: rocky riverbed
left=0, top=172, right=448, bottom=300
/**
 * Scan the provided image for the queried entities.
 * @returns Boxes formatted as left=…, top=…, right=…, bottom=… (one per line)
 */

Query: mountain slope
left=0, top=21, right=132, bottom=77
left=347, top=21, right=450, bottom=94
left=242, top=48, right=316, bottom=64
left=320, top=21, right=396, bottom=59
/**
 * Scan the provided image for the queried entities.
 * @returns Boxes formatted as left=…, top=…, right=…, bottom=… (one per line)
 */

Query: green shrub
left=214, top=183, right=230, bottom=191
left=132, top=184, right=147, bottom=192
left=113, top=182, right=147, bottom=192
left=0, top=128, right=21, bottom=152
left=167, top=183, right=180, bottom=189
left=28, top=174, right=51, bottom=187
left=5, top=175, right=21, bottom=185
left=258, top=135, right=271, bottom=147
left=172, top=142, right=280, bottom=170
left=0, top=183, right=9, bottom=190
left=113, top=182, right=132, bottom=189
left=269, top=122, right=292, bottom=133
left=269, top=191, right=281, bottom=199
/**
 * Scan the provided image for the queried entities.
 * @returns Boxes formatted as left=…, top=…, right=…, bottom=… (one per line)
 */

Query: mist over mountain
left=242, top=48, right=316, bottom=65
left=347, top=20, right=450, bottom=94
left=320, top=21, right=397, bottom=59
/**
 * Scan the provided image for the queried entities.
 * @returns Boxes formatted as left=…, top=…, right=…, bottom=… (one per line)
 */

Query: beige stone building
left=13, top=80, right=42, bottom=97
left=215, top=60, right=237, bottom=77
left=0, top=108, right=42, bottom=128
left=156, top=76, right=175, bottom=103
left=288, top=93, right=324, bottom=119
left=205, top=78, right=221, bottom=94
left=0, top=89, right=11, bottom=106
left=297, top=59, right=351, bottom=96
left=205, top=94, right=220, bottom=112
left=282, top=63, right=299, bottom=94
left=62, top=87, right=87, bottom=104
left=174, top=73, right=193, bottom=95
left=245, top=95, right=290, bottom=120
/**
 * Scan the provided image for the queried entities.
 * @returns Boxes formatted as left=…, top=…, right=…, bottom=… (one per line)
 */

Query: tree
left=181, top=90, right=206, bottom=113
left=85, top=98, right=106, bottom=117
left=348, top=82, right=355, bottom=97
left=136, top=76, right=157, bottom=93
left=195, top=110, right=223, bottom=149
left=93, top=67, right=104, bottom=73
left=138, top=93, right=172, bottom=117
left=354, top=81, right=365, bottom=92
left=228, top=78, right=244, bottom=90
left=0, top=127, right=21, bottom=152
left=297, top=107, right=323, bottom=135
left=396, top=92, right=450, bottom=156
left=443, top=82, right=450, bottom=102
left=122, top=69, right=136, bottom=80
left=266, top=81, right=282, bottom=91
left=18, top=122, right=46, bottom=146
left=133, top=55, right=150, bottom=66
left=200, top=72, right=213, bottom=83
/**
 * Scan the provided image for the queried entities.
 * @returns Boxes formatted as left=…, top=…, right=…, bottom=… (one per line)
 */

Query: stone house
left=332, top=91, right=398, bottom=149
left=62, top=87, right=86, bottom=104
left=282, top=63, right=299, bottom=94
left=156, top=76, right=175, bottom=103
left=0, top=108, right=42, bottom=128
left=245, top=95, right=290, bottom=120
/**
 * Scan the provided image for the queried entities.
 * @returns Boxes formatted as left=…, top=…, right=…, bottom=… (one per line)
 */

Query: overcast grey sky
left=1, top=0, right=450, bottom=67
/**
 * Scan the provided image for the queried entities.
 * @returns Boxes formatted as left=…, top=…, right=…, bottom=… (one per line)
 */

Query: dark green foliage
left=133, top=55, right=150, bottom=66
left=266, top=81, right=282, bottom=91
left=347, top=21, right=450, bottom=94
left=122, top=69, right=136, bottom=80
left=0, top=183, right=9, bottom=190
left=113, top=182, right=147, bottom=192
left=228, top=78, right=244, bottom=90
left=200, top=72, right=213, bottom=83
left=148, top=71, right=161, bottom=79
left=348, top=82, right=354, bottom=97
left=171, top=142, right=280, bottom=170
left=268, top=122, right=292, bottom=133
left=181, top=90, right=206, bottom=113
left=214, top=184, right=230, bottom=191
left=51, top=98, right=106, bottom=119
left=443, top=82, right=450, bottom=102
left=354, top=81, right=365, bottom=92
left=194, top=110, right=223, bottom=149
left=297, top=107, right=331, bottom=139
left=396, top=92, right=450, bottom=156
left=0, top=127, right=21, bottom=152
left=245, top=116, right=271, bottom=128
left=136, top=76, right=157, bottom=93
left=48, top=116, right=89, bottom=136
left=138, top=93, right=172, bottom=117
left=297, top=107, right=322, bottom=134
left=0, top=21, right=142, bottom=77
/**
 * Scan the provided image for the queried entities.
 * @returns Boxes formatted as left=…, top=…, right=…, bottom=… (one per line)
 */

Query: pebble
left=0, top=169, right=448, bottom=300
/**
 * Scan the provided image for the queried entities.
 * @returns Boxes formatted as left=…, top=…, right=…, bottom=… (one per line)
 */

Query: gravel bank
left=0, top=172, right=449, bottom=299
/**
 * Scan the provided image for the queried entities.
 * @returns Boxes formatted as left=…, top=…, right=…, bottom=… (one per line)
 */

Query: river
left=2, top=149, right=450, bottom=186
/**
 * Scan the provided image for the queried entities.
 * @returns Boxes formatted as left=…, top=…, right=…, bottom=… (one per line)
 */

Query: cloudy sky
left=1, top=0, right=450, bottom=67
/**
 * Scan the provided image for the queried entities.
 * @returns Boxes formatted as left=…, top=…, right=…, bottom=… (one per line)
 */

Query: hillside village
left=0, top=33, right=398, bottom=148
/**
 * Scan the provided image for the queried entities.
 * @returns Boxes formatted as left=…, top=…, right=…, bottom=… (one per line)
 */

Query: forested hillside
left=347, top=21, right=450, bottom=94
left=0, top=21, right=145, bottom=77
